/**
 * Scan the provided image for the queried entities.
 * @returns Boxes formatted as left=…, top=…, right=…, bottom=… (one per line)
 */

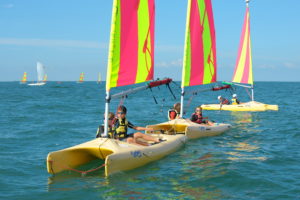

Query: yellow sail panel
left=232, top=6, right=253, bottom=85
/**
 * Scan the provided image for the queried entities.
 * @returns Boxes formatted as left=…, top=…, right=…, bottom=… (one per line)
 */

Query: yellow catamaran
left=47, top=0, right=186, bottom=177
left=201, top=0, right=278, bottom=111
left=148, top=0, right=231, bottom=138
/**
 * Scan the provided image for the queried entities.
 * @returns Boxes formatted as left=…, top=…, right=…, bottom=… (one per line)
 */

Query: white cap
left=233, top=94, right=237, bottom=98
left=218, top=96, right=222, bottom=99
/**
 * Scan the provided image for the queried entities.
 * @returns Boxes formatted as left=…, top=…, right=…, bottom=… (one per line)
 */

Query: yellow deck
left=147, top=119, right=231, bottom=139
left=201, top=101, right=278, bottom=111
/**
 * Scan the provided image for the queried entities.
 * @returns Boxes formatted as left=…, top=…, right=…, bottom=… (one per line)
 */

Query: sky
left=0, top=0, right=299, bottom=82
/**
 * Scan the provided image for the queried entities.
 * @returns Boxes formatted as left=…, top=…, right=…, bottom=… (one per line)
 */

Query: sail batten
left=232, top=6, right=253, bottom=85
left=106, top=0, right=155, bottom=91
left=182, top=0, right=216, bottom=87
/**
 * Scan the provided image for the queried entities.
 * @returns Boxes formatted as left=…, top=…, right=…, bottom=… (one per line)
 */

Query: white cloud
left=256, top=64, right=277, bottom=69
left=156, top=59, right=182, bottom=68
left=156, top=45, right=183, bottom=52
left=283, top=62, right=298, bottom=69
left=0, top=38, right=107, bottom=49
left=2, top=4, right=14, bottom=8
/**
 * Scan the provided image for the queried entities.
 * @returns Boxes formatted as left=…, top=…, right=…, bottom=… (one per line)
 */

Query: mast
left=180, top=0, right=192, bottom=118
left=104, top=0, right=118, bottom=137
left=246, top=0, right=254, bottom=101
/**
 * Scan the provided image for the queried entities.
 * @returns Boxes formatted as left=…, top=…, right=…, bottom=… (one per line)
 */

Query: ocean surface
left=1, top=81, right=299, bottom=200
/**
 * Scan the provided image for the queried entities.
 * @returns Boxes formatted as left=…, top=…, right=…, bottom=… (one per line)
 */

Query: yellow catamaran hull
left=201, top=101, right=278, bottom=111
left=147, top=119, right=231, bottom=139
left=47, top=134, right=186, bottom=177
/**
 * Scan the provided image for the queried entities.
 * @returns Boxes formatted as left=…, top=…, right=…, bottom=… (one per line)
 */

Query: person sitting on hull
left=190, top=106, right=214, bottom=126
left=218, top=96, right=230, bottom=105
left=168, top=102, right=181, bottom=120
left=114, top=105, right=163, bottom=146
left=231, top=94, right=240, bottom=105
left=96, top=112, right=115, bottom=138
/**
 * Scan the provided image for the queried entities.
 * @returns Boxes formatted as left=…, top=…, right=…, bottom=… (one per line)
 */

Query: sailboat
left=20, top=72, right=27, bottom=84
left=28, top=62, right=46, bottom=86
left=47, top=0, right=186, bottom=177
left=77, top=72, right=84, bottom=83
left=97, top=72, right=101, bottom=84
left=43, top=74, right=47, bottom=83
left=201, top=0, right=278, bottom=111
left=148, top=0, right=231, bottom=138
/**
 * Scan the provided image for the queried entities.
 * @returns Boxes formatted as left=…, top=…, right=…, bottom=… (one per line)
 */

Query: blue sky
left=0, top=0, right=299, bottom=81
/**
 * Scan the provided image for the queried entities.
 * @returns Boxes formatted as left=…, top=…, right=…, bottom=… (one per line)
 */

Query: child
left=114, top=105, right=162, bottom=146
left=96, top=112, right=115, bottom=138
left=190, top=107, right=214, bottom=126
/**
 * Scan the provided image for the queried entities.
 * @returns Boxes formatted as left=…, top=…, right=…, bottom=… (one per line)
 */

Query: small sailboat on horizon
left=43, top=74, right=47, bottom=83
left=20, top=72, right=27, bottom=84
left=77, top=72, right=84, bottom=83
left=97, top=72, right=101, bottom=84
left=28, top=62, right=46, bottom=86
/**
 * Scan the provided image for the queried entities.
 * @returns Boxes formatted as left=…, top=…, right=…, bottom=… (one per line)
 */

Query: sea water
left=0, top=81, right=299, bottom=199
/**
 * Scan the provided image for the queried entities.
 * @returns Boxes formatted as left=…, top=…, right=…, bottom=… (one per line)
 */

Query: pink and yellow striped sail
left=232, top=6, right=253, bottom=85
left=21, top=72, right=27, bottom=83
left=182, top=0, right=217, bottom=87
left=106, top=0, right=155, bottom=91
left=78, top=72, right=84, bottom=83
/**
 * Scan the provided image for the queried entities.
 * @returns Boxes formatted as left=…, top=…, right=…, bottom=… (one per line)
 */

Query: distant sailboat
left=20, top=72, right=27, bottom=84
left=97, top=72, right=101, bottom=84
left=77, top=72, right=84, bottom=83
left=28, top=62, right=46, bottom=86
left=43, top=74, right=47, bottom=83
left=201, top=0, right=278, bottom=111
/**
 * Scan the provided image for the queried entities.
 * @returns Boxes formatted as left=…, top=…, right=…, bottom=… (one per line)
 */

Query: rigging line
left=167, top=83, right=177, bottom=99
left=149, top=87, right=158, bottom=104
left=184, top=93, right=196, bottom=115
left=245, top=87, right=251, bottom=99
left=98, top=138, right=108, bottom=159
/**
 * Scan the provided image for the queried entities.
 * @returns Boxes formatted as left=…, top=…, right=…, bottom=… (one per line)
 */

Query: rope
left=115, top=96, right=126, bottom=117
left=245, top=87, right=251, bottom=99
left=184, top=93, right=196, bottom=115
left=48, top=160, right=105, bottom=176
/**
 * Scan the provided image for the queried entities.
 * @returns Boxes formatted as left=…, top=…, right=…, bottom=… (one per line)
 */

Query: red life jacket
left=192, top=113, right=203, bottom=124
left=168, top=109, right=178, bottom=120
left=222, top=98, right=230, bottom=105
